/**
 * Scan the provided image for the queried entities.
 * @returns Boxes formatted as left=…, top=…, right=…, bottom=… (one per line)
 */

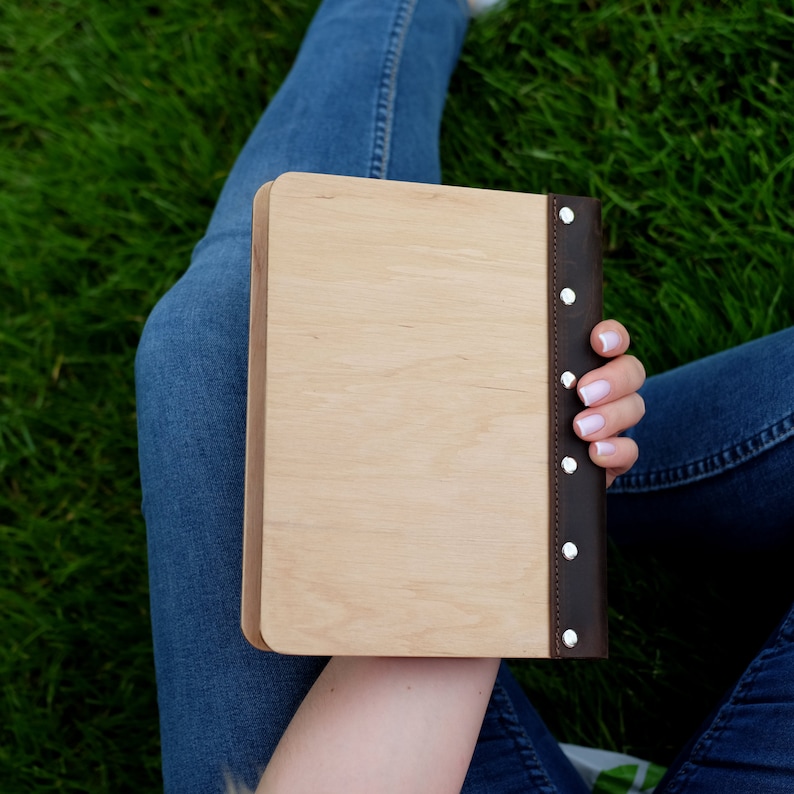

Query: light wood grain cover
left=247, top=172, right=551, bottom=657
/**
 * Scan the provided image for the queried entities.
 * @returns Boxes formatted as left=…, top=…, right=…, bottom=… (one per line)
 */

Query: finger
left=587, top=437, right=639, bottom=488
left=573, top=393, right=646, bottom=441
left=590, top=319, right=631, bottom=358
left=577, top=355, right=646, bottom=408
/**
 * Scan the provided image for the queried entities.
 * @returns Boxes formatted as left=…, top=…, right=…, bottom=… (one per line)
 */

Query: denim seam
left=661, top=607, right=794, bottom=793
left=368, top=0, right=419, bottom=179
left=489, top=680, right=561, bottom=794
left=610, top=413, right=794, bottom=493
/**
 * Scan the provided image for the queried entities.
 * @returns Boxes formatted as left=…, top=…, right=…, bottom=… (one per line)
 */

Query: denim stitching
left=661, top=607, right=794, bottom=793
left=610, top=412, right=794, bottom=493
left=488, top=680, right=561, bottom=793
left=368, top=0, right=419, bottom=179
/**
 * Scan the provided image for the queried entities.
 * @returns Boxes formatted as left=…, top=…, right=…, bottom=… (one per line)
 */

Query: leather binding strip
left=548, top=193, right=607, bottom=659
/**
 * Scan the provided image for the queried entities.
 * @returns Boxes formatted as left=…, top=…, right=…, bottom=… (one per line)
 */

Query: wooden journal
left=242, top=172, right=605, bottom=659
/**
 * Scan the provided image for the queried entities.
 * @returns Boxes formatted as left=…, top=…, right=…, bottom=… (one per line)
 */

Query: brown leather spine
left=547, top=194, right=607, bottom=659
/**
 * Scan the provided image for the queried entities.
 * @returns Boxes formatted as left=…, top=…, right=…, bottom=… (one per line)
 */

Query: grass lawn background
left=2, top=0, right=792, bottom=790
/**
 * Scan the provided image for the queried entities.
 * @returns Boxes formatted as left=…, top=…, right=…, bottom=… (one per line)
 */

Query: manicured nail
left=579, top=379, right=610, bottom=407
left=575, top=413, right=606, bottom=437
left=595, top=441, right=616, bottom=456
left=599, top=331, right=621, bottom=354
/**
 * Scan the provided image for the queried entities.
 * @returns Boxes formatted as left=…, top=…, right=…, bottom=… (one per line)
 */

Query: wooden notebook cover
left=242, top=172, right=605, bottom=658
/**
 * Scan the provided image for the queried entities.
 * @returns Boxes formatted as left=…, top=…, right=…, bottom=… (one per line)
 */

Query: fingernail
left=575, top=413, right=606, bottom=437
left=579, top=379, right=610, bottom=407
left=598, top=331, right=621, bottom=354
left=595, top=441, right=616, bottom=456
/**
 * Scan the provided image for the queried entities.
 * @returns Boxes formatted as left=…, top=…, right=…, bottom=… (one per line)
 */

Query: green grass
left=1, top=0, right=792, bottom=790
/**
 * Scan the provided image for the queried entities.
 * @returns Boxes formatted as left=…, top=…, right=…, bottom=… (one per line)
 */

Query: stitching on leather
left=552, top=196, right=561, bottom=658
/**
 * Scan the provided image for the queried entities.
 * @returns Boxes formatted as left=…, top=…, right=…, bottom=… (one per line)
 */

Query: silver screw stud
left=562, top=628, right=579, bottom=648
left=560, top=287, right=576, bottom=306
left=560, top=371, right=577, bottom=389
left=561, top=456, right=578, bottom=475
left=562, top=542, right=579, bottom=561
left=559, top=206, right=575, bottom=225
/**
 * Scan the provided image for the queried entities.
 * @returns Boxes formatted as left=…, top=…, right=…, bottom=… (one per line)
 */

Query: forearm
left=256, top=656, right=500, bottom=794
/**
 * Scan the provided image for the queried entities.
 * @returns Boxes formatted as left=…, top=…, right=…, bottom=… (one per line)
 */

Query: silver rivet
left=562, top=628, right=579, bottom=648
left=559, top=206, right=575, bottom=225
left=560, top=287, right=576, bottom=306
left=561, top=456, right=578, bottom=475
left=562, top=542, right=579, bottom=560
left=560, top=371, right=577, bottom=389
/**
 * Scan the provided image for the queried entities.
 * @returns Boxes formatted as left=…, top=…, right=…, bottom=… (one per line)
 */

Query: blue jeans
left=135, top=0, right=794, bottom=790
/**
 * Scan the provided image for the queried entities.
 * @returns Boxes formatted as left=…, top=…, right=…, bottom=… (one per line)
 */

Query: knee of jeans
left=135, top=265, right=250, bottom=414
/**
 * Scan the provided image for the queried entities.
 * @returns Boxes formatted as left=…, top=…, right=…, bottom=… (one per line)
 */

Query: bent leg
left=205, top=0, right=470, bottom=239
left=137, top=1, right=600, bottom=790
left=136, top=1, right=469, bottom=791
left=608, top=326, right=794, bottom=551
left=658, top=602, right=794, bottom=793
left=608, top=328, right=794, bottom=790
